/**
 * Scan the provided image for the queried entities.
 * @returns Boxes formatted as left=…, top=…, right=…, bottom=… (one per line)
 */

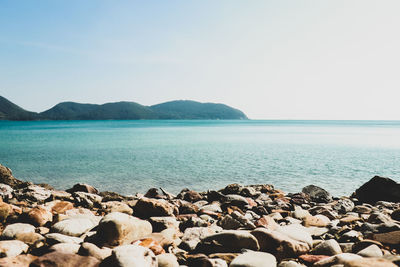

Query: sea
left=1, top=120, right=400, bottom=197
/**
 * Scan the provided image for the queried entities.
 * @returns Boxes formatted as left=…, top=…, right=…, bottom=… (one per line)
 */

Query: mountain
left=41, top=101, right=157, bottom=120
left=151, top=100, right=248, bottom=120
left=0, top=96, right=248, bottom=120
left=0, top=96, right=39, bottom=120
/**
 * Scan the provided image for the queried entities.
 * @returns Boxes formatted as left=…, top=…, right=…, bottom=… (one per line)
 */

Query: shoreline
left=0, top=163, right=399, bottom=266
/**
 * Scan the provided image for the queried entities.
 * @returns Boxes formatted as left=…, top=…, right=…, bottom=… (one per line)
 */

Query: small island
left=0, top=96, right=248, bottom=121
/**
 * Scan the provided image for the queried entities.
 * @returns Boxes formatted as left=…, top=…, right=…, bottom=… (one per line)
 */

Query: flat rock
left=15, top=232, right=44, bottom=246
left=101, top=201, right=133, bottom=215
left=313, top=253, right=362, bottom=266
left=96, top=212, right=152, bottom=246
left=52, top=217, right=97, bottom=237
left=51, top=201, right=74, bottom=214
left=372, top=231, right=400, bottom=245
left=0, top=240, right=28, bottom=258
left=1, top=223, right=35, bottom=240
left=45, top=233, right=83, bottom=245
left=230, top=251, right=277, bottom=267
left=15, top=185, right=52, bottom=203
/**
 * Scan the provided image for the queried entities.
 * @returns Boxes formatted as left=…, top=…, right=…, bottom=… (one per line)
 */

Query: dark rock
left=302, top=185, right=332, bottom=203
left=98, top=191, right=126, bottom=202
left=352, top=176, right=400, bottom=204
left=134, top=197, right=175, bottom=218
left=67, top=183, right=99, bottom=194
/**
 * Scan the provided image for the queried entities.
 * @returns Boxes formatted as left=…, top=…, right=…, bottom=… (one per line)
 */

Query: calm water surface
left=1, top=120, right=400, bottom=196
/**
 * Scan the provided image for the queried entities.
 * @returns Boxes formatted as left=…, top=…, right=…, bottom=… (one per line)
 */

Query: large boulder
left=352, top=176, right=400, bottom=204
left=27, top=206, right=53, bottom=226
left=302, top=185, right=332, bottom=203
left=15, top=185, right=52, bottom=203
left=96, top=212, right=152, bottom=246
left=67, top=183, right=99, bottom=194
left=0, top=254, right=37, bottom=266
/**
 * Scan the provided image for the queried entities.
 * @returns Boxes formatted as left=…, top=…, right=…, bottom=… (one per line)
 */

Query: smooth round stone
left=356, top=244, right=383, bottom=258
left=1, top=223, right=35, bottom=240
left=157, top=253, right=179, bottom=267
left=230, top=251, right=276, bottom=267
left=312, top=239, right=342, bottom=256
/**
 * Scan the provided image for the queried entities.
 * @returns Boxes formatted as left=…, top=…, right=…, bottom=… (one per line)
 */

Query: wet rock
left=0, top=184, right=13, bottom=201
left=157, top=253, right=179, bottom=267
left=134, top=197, right=175, bottom=218
left=67, top=183, right=99, bottom=194
left=52, top=217, right=97, bottom=237
left=27, top=206, right=53, bottom=226
left=179, top=189, right=203, bottom=202
left=352, top=176, right=400, bottom=204
left=230, top=251, right=276, bottom=267
left=45, top=233, right=83, bottom=245
left=30, top=251, right=100, bottom=267
left=101, top=201, right=133, bottom=215
left=0, top=240, right=28, bottom=257
left=312, top=239, right=342, bottom=256
left=101, top=245, right=157, bottom=267
left=96, top=212, right=152, bottom=246
left=0, top=254, right=37, bottom=267
left=1, top=223, right=35, bottom=240
left=302, top=185, right=332, bottom=203
left=197, top=230, right=259, bottom=253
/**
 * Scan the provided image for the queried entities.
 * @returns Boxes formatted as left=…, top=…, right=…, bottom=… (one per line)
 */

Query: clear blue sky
left=1, top=0, right=400, bottom=119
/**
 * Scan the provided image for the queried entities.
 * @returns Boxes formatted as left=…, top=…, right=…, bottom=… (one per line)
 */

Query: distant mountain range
left=0, top=96, right=248, bottom=120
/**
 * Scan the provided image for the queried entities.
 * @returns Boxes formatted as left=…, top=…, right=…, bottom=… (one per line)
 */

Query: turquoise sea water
left=1, top=120, right=400, bottom=197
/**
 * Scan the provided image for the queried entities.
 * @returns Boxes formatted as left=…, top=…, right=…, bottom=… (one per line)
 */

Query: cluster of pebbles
left=0, top=163, right=399, bottom=267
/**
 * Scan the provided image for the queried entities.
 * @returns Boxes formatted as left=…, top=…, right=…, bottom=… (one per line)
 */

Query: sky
left=1, top=0, right=400, bottom=120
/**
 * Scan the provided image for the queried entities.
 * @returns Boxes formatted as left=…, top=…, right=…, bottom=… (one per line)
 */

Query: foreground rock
left=0, top=163, right=399, bottom=267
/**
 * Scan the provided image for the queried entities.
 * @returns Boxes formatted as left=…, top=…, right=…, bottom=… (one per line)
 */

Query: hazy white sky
left=1, top=0, right=400, bottom=119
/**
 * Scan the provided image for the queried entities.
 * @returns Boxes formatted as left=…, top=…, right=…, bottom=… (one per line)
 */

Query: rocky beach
left=0, top=163, right=399, bottom=267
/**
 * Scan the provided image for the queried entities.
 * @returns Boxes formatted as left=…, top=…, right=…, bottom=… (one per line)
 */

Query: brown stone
left=134, top=197, right=175, bottom=218
left=303, top=215, right=329, bottom=227
left=27, top=206, right=53, bottom=226
left=30, top=252, right=100, bottom=267
left=372, top=231, right=400, bottom=245
left=299, top=254, right=330, bottom=264
left=51, top=201, right=74, bottom=214
left=132, top=238, right=165, bottom=255
left=344, top=257, right=397, bottom=267
left=0, top=202, right=11, bottom=222
left=255, top=216, right=279, bottom=230
left=0, top=254, right=37, bottom=267
left=15, top=232, right=44, bottom=246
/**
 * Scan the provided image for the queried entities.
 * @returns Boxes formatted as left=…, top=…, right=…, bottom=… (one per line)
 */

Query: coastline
left=0, top=163, right=399, bottom=266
